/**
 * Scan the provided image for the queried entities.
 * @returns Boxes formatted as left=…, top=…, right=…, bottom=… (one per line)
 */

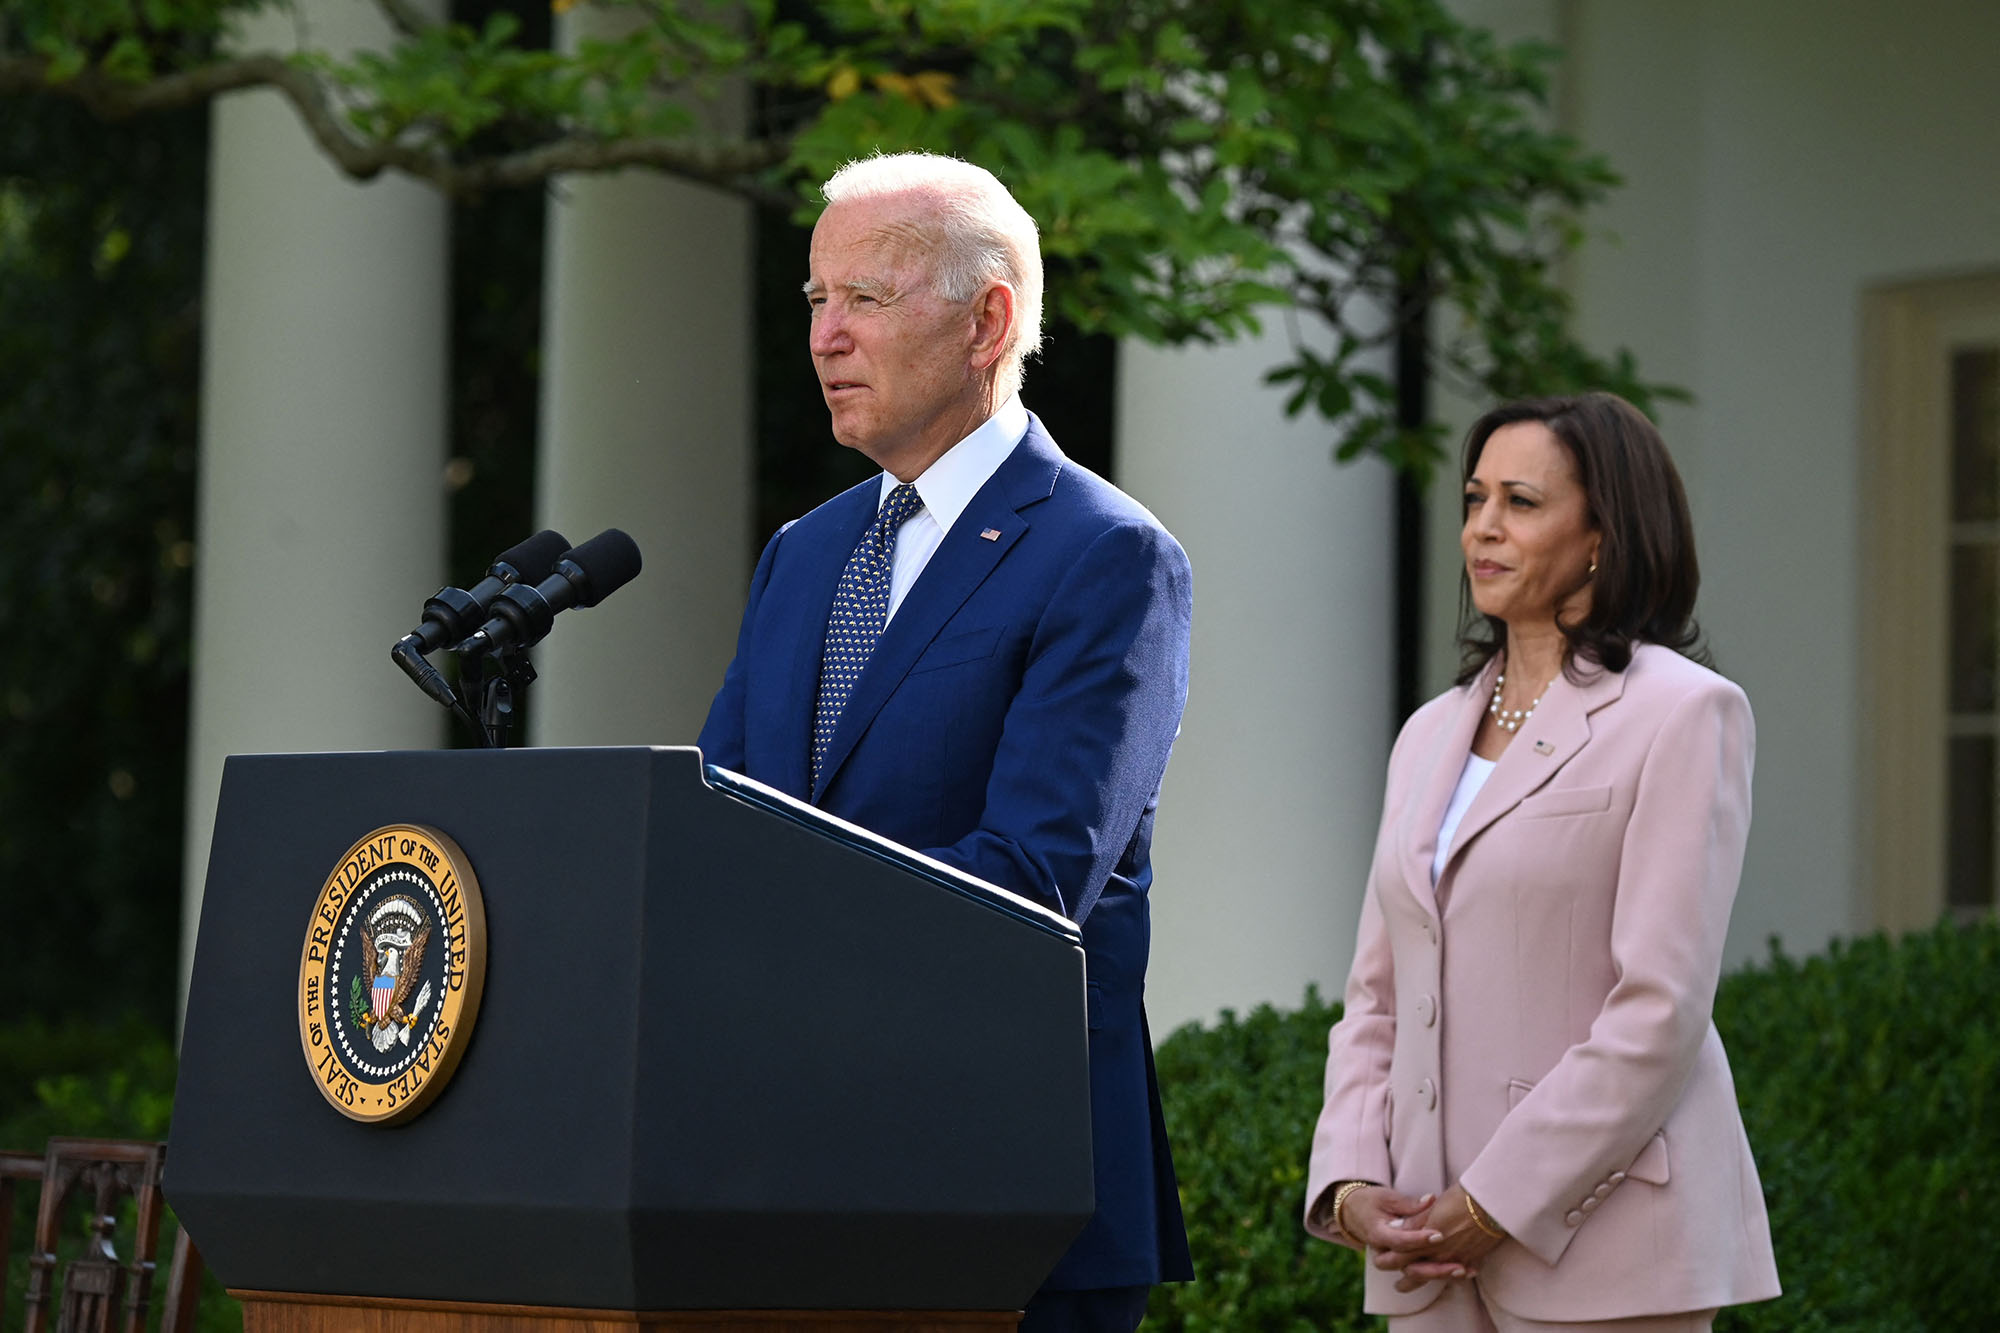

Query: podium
left=166, top=747, right=1093, bottom=1331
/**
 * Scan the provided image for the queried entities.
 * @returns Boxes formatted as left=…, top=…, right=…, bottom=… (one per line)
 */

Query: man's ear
left=967, top=281, right=1015, bottom=374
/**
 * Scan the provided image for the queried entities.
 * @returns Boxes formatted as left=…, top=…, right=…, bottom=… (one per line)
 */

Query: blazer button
left=1609, top=1172, right=1627, bottom=1185
left=1593, top=1183, right=1613, bottom=1200
left=1422, top=919, right=1437, bottom=944
left=1417, top=1077, right=1437, bottom=1111
left=1579, top=1197, right=1600, bottom=1214
left=1564, top=1209, right=1583, bottom=1227
left=1416, top=994, right=1437, bottom=1027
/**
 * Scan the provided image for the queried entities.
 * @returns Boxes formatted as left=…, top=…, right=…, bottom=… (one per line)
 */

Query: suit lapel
left=1436, top=658, right=1627, bottom=884
left=776, top=483, right=879, bottom=799
left=810, top=422, right=1063, bottom=803
left=1399, top=661, right=1496, bottom=918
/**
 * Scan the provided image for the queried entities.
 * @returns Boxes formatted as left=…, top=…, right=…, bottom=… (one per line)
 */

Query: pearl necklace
left=1488, top=671, right=1548, bottom=733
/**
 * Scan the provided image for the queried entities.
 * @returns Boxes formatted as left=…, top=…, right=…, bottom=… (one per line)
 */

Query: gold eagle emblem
left=357, top=894, right=434, bottom=1047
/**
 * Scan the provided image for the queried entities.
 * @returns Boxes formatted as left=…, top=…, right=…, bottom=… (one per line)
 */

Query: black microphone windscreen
left=562, top=529, right=643, bottom=607
left=494, top=529, right=572, bottom=583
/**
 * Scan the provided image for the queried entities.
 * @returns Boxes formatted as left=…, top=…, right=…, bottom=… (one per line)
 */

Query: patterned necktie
left=812, top=482, right=926, bottom=793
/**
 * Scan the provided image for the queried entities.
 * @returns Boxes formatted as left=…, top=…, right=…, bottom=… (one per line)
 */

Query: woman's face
left=1461, top=421, right=1600, bottom=631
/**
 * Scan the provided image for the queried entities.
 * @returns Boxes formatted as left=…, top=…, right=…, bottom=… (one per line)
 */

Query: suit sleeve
left=920, top=519, right=1193, bottom=924
left=696, top=523, right=789, bottom=773
left=1302, top=711, right=1427, bottom=1245
left=1302, top=880, right=1396, bottom=1248
left=1457, top=677, right=1755, bottom=1266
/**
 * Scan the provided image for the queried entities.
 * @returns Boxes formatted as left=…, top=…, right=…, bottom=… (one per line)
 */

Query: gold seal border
left=296, top=823, right=488, bottom=1125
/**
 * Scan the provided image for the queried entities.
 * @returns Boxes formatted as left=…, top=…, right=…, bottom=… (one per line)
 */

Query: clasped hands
left=1342, top=1183, right=1506, bottom=1292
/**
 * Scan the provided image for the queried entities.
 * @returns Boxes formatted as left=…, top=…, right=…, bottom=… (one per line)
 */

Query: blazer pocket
left=1506, top=1078, right=1536, bottom=1108
left=1625, top=1130, right=1671, bottom=1185
left=910, top=625, right=1003, bottom=675
left=1514, top=784, right=1614, bottom=820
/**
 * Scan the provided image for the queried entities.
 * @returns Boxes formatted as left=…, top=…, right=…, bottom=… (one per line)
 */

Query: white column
left=529, top=14, right=753, bottom=747
left=1116, top=332, right=1397, bottom=1037
left=181, top=4, right=449, bottom=1006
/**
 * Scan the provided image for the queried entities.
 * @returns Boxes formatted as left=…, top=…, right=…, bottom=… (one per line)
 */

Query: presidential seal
left=296, top=825, right=487, bottom=1124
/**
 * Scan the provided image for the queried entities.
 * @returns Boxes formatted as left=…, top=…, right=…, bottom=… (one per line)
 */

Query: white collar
left=877, top=395, right=1029, bottom=536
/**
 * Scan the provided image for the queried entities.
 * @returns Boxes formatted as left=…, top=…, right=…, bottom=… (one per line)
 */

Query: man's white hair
left=821, top=152, right=1044, bottom=399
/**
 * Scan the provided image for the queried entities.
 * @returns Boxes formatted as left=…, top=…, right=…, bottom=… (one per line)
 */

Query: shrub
left=1, top=1016, right=239, bottom=1333
left=1712, top=922, right=2000, bottom=1332
left=1144, top=988, right=1370, bottom=1331
left=0, top=1014, right=177, bottom=1145
left=1146, top=919, right=2000, bottom=1332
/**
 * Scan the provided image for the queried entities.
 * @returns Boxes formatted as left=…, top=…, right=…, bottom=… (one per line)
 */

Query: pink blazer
left=1304, top=644, right=1780, bottom=1321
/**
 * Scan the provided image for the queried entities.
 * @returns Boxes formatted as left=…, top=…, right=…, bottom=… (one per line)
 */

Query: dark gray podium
left=166, top=746, right=1092, bottom=1330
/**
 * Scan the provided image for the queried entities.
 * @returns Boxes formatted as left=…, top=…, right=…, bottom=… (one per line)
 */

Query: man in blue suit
left=697, top=152, right=1194, bottom=1331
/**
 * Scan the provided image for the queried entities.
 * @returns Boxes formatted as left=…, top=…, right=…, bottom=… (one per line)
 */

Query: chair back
left=2, top=1139, right=202, bottom=1333
left=1, top=1151, right=45, bottom=1328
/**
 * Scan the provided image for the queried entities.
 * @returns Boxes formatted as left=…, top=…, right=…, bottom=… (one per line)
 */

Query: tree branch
left=426, top=135, right=794, bottom=202
left=0, top=53, right=795, bottom=202
left=0, top=53, right=308, bottom=116
left=372, top=0, right=441, bottom=40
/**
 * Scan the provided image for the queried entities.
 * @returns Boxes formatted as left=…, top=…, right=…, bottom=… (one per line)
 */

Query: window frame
left=1861, top=272, right=2000, bottom=931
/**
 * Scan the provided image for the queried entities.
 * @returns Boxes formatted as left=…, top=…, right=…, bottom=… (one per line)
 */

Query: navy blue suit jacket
left=698, top=416, right=1195, bottom=1291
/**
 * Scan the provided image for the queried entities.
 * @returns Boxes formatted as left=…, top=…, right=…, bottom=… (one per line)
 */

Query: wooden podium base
left=234, top=1291, right=1022, bottom=1333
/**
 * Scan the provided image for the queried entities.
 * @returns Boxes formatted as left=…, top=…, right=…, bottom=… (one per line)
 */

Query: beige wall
left=1119, top=331, right=1396, bottom=1038
left=1435, top=0, right=2000, bottom=964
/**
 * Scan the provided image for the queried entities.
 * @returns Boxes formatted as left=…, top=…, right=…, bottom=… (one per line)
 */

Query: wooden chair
left=1, top=1151, right=46, bottom=1325
left=2, top=1138, right=204, bottom=1333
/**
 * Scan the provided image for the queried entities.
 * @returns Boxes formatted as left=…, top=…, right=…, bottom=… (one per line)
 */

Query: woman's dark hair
left=1455, top=391, right=1707, bottom=683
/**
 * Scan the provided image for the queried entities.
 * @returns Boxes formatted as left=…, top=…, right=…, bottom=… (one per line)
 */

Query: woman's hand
left=1370, top=1184, right=1507, bottom=1291
left=1337, top=1185, right=1446, bottom=1263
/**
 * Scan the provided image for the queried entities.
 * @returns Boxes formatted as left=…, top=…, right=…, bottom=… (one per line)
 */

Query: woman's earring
left=1588, top=557, right=1598, bottom=577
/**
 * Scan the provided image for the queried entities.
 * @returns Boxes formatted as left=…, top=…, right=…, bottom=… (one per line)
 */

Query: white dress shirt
left=878, top=394, right=1029, bottom=623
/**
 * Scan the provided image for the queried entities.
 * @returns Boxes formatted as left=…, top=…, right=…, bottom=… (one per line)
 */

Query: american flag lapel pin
left=979, top=527, right=1002, bottom=541
left=1532, top=738, right=1554, bottom=755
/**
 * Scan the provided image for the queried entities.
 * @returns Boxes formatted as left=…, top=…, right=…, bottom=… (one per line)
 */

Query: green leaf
left=0, top=0, right=1680, bottom=483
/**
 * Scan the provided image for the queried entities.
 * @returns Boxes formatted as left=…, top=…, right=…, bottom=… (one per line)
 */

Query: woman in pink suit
left=1303, top=393, right=1781, bottom=1331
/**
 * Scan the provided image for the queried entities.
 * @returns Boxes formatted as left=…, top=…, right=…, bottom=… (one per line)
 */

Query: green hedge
left=0, top=1014, right=177, bottom=1145
left=1144, top=919, right=2000, bottom=1332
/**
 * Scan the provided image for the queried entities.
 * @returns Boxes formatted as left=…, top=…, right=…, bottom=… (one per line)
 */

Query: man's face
left=805, top=194, right=986, bottom=478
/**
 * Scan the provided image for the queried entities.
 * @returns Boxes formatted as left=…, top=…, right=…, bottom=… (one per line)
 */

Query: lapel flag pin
left=980, top=527, right=1002, bottom=541
left=1533, top=738, right=1554, bottom=755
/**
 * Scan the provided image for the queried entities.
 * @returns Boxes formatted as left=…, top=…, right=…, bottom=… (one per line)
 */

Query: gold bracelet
left=1331, top=1179, right=1372, bottom=1240
left=1463, top=1189, right=1507, bottom=1240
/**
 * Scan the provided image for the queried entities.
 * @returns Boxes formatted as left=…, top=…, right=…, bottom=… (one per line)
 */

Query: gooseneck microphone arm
left=391, top=637, right=465, bottom=710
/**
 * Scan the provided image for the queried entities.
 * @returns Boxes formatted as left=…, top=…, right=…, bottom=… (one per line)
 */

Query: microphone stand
left=397, top=631, right=533, bottom=749
left=466, top=642, right=538, bottom=750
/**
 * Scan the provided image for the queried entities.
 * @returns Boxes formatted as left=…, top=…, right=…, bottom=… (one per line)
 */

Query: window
left=1862, top=275, right=2000, bottom=931
left=1947, top=346, right=2000, bottom=919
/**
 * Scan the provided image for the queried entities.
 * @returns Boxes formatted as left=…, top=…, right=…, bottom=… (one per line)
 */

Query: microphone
left=397, top=529, right=573, bottom=656
left=457, top=528, right=643, bottom=656
left=392, top=529, right=571, bottom=707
